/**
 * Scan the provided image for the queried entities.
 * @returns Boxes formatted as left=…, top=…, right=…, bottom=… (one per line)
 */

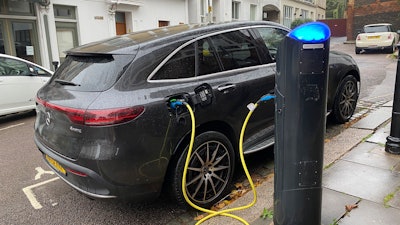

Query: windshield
left=50, top=54, right=135, bottom=92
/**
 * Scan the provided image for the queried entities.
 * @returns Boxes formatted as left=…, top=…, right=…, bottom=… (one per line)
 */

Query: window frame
left=148, top=26, right=277, bottom=83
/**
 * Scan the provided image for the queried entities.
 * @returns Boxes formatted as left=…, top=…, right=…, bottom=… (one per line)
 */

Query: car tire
left=355, top=47, right=361, bottom=54
left=168, top=131, right=235, bottom=208
left=387, top=41, right=396, bottom=54
left=330, top=75, right=359, bottom=124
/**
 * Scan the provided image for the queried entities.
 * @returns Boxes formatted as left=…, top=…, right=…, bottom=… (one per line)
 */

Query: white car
left=355, top=23, right=400, bottom=54
left=0, top=54, right=53, bottom=116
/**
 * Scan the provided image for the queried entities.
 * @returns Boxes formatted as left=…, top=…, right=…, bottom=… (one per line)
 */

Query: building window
left=250, top=4, right=257, bottom=21
left=301, top=9, right=308, bottom=19
left=0, top=0, right=35, bottom=16
left=54, top=5, right=78, bottom=63
left=232, top=1, right=240, bottom=20
left=54, top=5, right=76, bottom=19
left=283, top=5, right=293, bottom=28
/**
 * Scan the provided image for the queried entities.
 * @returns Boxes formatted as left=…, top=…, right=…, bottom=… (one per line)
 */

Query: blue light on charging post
left=289, top=22, right=331, bottom=44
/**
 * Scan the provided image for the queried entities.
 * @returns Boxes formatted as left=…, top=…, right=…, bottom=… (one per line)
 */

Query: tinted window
left=210, top=29, right=262, bottom=70
left=51, top=54, right=134, bottom=91
left=152, top=29, right=263, bottom=81
left=0, top=57, right=29, bottom=76
left=153, top=43, right=196, bottom=79
left=198, top=38, right=221, bottom=75
left=255, top=27, right=288, bottom=60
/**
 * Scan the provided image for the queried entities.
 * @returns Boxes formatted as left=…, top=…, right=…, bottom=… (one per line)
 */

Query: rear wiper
left=54, top=79, right=81, bottom=86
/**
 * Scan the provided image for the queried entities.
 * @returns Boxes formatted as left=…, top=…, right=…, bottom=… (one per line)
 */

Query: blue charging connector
left=169, top=99, right=185, bottom=109
left=260, top=94, right=276, bottom=102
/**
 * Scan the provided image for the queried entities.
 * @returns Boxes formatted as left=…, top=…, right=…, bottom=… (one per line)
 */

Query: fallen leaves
left=345, top=204, right=358, bottom=212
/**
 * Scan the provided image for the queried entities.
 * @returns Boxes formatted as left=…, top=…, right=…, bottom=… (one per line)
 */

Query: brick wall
left=319, top=19, right=347, bottom=37
left=348, top=0, right=400, bottom=40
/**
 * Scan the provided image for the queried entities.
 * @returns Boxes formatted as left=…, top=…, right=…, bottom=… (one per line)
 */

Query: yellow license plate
left=367, top=36, right=380, bottom=39
left=46, top=155, right=66, bottom=175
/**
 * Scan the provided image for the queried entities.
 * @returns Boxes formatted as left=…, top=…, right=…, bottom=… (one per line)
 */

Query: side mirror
left=397, top=30, right=400, bottom=34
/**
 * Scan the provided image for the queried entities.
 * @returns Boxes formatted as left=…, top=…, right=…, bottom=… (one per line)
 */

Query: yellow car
left=355, top=23, right=399, bottom=54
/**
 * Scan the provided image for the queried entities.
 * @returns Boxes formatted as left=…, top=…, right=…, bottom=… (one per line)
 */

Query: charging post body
left=274, top=22, right=331, bottom=224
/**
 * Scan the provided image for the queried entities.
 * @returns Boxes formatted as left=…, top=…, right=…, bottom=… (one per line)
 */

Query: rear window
left=364, top=25, right=390, bottom=33
left=50, top=54, right=135, bottom=91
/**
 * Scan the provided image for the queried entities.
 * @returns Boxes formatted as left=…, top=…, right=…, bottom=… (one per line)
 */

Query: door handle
left=217, top=84, right=236, bottom=93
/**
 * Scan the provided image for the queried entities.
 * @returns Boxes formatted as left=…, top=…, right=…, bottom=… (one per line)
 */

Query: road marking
left=0, top=123, right=25, bottom=131
left=22, top=177, right=59, bottom=209
left=34, top=167, right=55, bottom=180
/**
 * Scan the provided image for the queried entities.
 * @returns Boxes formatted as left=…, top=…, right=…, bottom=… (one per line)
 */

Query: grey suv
left=34, top=21, right=360, bottom=208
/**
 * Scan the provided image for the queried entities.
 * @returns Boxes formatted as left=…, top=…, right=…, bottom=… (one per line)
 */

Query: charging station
left=274, top=22, right=331, bottom=224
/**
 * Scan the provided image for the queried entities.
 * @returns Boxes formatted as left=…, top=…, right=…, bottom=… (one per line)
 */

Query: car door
left=195, top=29, right=276, bottom=149
left=0, top=56, right=51, bottom=115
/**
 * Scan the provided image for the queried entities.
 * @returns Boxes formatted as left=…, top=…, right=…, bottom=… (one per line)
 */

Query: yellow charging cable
left=182, top=101, right=260, bottom=225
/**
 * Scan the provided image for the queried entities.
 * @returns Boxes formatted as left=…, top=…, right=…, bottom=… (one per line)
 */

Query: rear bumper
left=356, top=39, right=393, bottom=49
left=34, top=134, right=163, bottom=202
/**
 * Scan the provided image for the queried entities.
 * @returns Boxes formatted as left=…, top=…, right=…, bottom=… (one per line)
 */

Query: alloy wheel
left=185, top=140, right=232, bottom=205
left=338, top=78, right=358, bottom=120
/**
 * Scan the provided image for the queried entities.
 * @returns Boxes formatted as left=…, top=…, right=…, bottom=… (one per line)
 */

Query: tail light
left=356, top=35, right=361, bottom=40
left=36, top=97, right=144, bottom=126
left=388, top=33, right=392, bottom=39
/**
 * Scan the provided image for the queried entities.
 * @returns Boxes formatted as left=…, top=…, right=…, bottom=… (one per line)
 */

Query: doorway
left=115, top=12, right=126, bottom=35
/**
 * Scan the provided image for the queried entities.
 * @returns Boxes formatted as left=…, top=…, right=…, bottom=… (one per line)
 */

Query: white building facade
left=0, top=0, right=325, bottom=70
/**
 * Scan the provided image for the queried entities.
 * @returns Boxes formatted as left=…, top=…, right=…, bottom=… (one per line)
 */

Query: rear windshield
left=364, top=25, right=390, bottom=33
left=50, top=54, right=135, bottom=91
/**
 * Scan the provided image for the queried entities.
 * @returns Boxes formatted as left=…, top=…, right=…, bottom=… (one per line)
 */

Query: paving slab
left=383, top=101, right=394, bottom=107
left=321, top=188, right=359, bottom=225
left=342, top=142, right=400, bottom=171
left=323, top=128, right=372, bottom=167
left=352, top=107, right=392, bottom=130
left=322, top=160, right=400, bottom=203
left=367, top=122, right=391, bottom=144
left=339, top=199, right=400, bottom=225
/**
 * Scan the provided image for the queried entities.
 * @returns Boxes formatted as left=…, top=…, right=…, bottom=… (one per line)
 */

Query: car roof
left=0, top=53, right=53, bottom=74
left=364, top=23, right=392, bottom=27
left=68, top=21, right=288, bottom=55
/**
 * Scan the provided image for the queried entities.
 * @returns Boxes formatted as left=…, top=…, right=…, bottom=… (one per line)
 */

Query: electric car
left=34, top=21, right=360, bottom=208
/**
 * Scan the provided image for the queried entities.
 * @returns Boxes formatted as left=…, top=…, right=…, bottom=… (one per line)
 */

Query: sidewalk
left=321, top=100, right=400, bottom=225
left=199, top=99, right=400, bottom=225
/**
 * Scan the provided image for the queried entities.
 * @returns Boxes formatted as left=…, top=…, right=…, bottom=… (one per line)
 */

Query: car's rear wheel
left=386, top=41, right=396, bottom=53
left=169, top=131, right=235, bottom=208
left=330, top=75, right=359, bottom=124
left=355, top=47, right=361, bottom=54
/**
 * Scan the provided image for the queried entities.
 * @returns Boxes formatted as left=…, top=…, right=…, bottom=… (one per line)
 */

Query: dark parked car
left=34, top=21, right=360, bottom=208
